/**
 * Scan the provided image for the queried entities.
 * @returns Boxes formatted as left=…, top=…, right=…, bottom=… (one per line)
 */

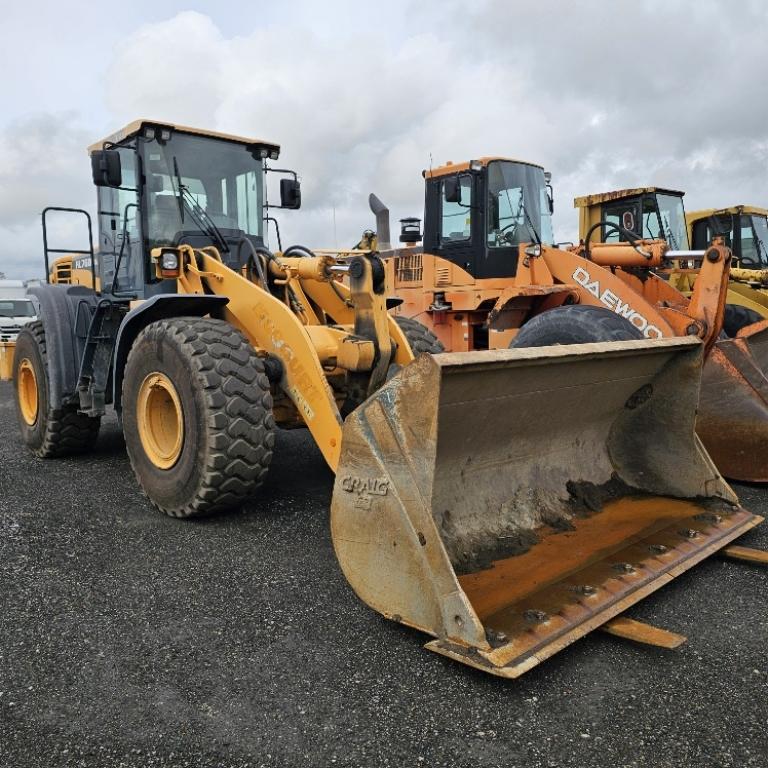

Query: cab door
left=97, top=146, right=143, bottom=297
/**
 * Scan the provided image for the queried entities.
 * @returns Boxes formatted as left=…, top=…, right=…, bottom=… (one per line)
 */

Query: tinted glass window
left=143, top=132, right=265, bottom=248
left=487, top=161, right=553, bottom=247
left=97, top=146, right=141, bottom=293
left=441, top=176, right=472, bottom=242
left=602, top=201, right=640, bottom=242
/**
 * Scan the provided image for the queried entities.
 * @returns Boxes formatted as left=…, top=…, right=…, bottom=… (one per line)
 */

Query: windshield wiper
left=172, top=156, right=230, bottom=253
left=754, top=234, right=768, bottom=265
left=521, top=203, right=541, bottom=245
left=181, top=187, right=230, bottom=254
left=664, top=225, right=679, bottom=250
left=171, top=157, right=185, bottom=223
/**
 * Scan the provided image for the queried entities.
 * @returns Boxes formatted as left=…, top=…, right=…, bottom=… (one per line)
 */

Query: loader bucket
left=330, top=338, right=761, bottom=678
left=697, top=319, right=768, bottom=482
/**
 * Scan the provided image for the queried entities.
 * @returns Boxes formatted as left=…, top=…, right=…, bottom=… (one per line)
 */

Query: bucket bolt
left=613, top=562, right=636, bottom=574
left=486, top=628, right=509, bottom=648
left=523, top=609, right=550, bottom=624
left=649, top=544, right=669, bottom=554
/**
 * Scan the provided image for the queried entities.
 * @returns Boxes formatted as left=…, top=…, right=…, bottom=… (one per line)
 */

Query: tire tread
left=17, top=321, right=100, bottom=458
left=124, top=317, right=274, bottom=518
left=394, top=316, right=445, bottom=355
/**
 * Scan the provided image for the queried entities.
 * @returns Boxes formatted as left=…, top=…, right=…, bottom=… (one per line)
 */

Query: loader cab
left=422, top=158, right=554, bottom=279
left=575, top=187, right=689, bottom=249
left=689, top=206, right=768, bottom=268
left=85, top=120, right=296, bottom=300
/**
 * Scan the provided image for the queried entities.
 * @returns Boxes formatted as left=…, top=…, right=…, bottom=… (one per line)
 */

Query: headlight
left=525, top=244, right=542, bottom=257
left=161, top=252, right=179, bottom=271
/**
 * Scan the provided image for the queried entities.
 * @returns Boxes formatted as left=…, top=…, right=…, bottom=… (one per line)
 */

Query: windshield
left=0, top=299, right=35, bottom=318
left=643, top=193, right=688, bottom=249
left=486, top=160, right=554, bottom=247
left=142, top=132, right=265, bottom=248
left=740, top=215, right=768, bottom=267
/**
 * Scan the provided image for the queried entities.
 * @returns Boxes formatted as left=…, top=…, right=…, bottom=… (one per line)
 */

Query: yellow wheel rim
left=137, top=372, right=184, bottom=469
left=17, top=359, right=39, bottom=426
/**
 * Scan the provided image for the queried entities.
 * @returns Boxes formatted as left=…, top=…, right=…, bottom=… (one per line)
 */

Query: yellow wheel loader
left=12, top=122, right=765, bottom=679
left=575, top=188, right=768, bottom=482
left=49, top=252, right=102, bottom=290
left=686, top=204, right=768, bottom=324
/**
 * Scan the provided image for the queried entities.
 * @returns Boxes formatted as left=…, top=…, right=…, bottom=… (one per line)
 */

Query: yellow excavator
left=12, top=121, right=765, bottom=679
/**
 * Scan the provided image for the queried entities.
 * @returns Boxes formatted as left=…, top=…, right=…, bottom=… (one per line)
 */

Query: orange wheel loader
left=12, top=124, right=764, bottom=680
left=368, top=158, right=768, bottom=482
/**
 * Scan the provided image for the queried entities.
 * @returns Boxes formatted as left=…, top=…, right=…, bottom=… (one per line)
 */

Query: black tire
left=122, top=317, right=274, bottom=518
left=394, top=316, right=445, bottom=355
left=510, top=305, right=645, bottom=348
left=722, top=304, right=764, bottom=338
left=13, top=321, right=100, bottom=457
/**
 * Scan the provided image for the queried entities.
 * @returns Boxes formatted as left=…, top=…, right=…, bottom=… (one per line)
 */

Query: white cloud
left=0, top=114, right=94, bottom=278
left=1, top=1, right=768, bottom=279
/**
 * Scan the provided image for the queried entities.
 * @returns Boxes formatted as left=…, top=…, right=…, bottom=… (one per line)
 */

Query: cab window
left=441, top=176, right=472, bottom=242
left=602, top=201, right=640, bottom=242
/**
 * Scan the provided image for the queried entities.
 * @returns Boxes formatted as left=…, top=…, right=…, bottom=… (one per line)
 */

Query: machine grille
left=396, top=253, right=423, bottom=284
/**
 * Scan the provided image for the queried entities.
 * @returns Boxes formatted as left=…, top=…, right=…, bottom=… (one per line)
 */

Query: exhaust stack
left=368, top=193, right=391, bottom=251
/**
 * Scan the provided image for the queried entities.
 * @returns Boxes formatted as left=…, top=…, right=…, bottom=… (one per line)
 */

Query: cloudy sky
left=1, top=0, right=767, bottom=279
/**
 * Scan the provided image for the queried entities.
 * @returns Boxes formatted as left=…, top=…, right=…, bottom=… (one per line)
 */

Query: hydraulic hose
left=281, top=244, right=318, bottom=259
left=236, top=238, right=273, bottom=290
left=583, top=220, right=651, bottom=260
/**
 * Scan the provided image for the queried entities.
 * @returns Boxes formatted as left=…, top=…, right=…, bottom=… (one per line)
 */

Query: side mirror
left=444, top=176, right=461, bottom=204
left=280, top=178, right=301, bottom=209
left=91, top=150, right=122, bottom=187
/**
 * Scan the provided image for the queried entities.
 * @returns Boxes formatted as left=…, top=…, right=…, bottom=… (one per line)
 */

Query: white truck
left=0, top=280, right=38, bottom=342
left=0, top=280, right=38, bottom=380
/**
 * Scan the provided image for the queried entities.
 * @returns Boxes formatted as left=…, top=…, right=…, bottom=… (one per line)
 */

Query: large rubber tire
left=13, top=321, right=101, bottom=457
left=510, top=305, right=645, bottom=348
left=122, top=317, right=274, bottom=518
left=394, top=316, right=445, bottom=355
left=722, top=304, right=764, bottom=338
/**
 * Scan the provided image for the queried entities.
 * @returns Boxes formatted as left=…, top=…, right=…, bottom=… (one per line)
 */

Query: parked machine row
left=10, top=120, right=768, bottom=678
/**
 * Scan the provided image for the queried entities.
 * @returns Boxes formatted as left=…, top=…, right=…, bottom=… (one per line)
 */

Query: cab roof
left=87, top=119, right=280, bottom=156
left=423, top=156, right=544, bottom=179
left=687, top=205, right=768, bottom=222
left=573, top=187, right=685, bottom=209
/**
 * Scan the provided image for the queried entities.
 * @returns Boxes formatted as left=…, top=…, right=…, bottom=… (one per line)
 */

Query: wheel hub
left=137, top=372, right=184, bottom=469
left=17, top=359, right=39, bottom=426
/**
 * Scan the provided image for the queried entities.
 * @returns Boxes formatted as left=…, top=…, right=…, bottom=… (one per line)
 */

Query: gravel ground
left=0, top=379, right=766, bottom=768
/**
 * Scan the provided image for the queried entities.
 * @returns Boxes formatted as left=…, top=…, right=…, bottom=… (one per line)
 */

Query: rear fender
left=27, top=284, right=98, bottom=408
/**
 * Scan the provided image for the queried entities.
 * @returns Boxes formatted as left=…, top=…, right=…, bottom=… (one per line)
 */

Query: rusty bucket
left=698, top=320, right=768, bottom=482
left=330, top=338, right=760, bottom=678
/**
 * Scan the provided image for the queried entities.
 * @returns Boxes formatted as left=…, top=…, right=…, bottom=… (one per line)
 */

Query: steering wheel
left=498, top=220, right=521, bottom=245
